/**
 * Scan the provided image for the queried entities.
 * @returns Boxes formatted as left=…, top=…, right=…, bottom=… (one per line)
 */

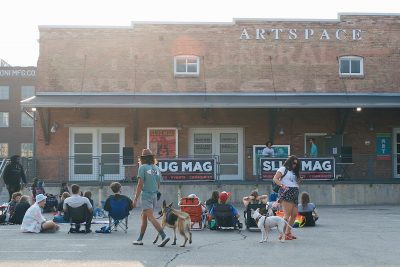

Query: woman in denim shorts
left=272, top=155, right=303, bottom=240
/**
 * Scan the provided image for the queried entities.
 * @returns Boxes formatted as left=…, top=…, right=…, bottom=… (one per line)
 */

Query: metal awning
left=21, top=92, right=400, bottom=108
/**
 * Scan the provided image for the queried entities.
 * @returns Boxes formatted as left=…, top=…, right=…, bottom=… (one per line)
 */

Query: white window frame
left=0, top=112, right=9, bottom=127
left=0, top=86, right=9, bottom=100
left=339, top=56, right=364, bottom=77
left=21, top=143, right=33, bottom=157
left=174, top=55, right=200, bottom=76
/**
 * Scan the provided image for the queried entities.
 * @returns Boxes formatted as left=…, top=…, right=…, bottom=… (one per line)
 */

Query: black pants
left=74, top=212, right=93, bottom=230
left=6, top=184, right=21, bottom=202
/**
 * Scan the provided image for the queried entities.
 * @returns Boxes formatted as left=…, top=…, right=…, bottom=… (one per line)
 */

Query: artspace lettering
left=240, top=28, right=363, bottom=41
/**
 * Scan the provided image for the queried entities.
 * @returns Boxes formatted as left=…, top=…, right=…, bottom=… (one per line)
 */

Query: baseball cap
left=219, top=191, right=231, bottom=202
left=35, top=194, right=47, bottom=203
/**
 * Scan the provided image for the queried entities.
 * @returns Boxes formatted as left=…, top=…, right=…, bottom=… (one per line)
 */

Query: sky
left=1, top=0, right=399, bottom=67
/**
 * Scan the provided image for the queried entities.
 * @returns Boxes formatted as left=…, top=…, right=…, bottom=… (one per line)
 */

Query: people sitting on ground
left=9, top=195, right=31, bottom=224
left=21, top=194, right=59, bottom=233
left=83, top=191, right=94, bottom=207
left=53, top=192, right=70, bottom=223
left=242, top=190, right=268, bottom=208
left=205, top=190, right=219, bottom=212
left=63, top=184, right=93, bottom=233
left=59, top=182, right=70, bottom=199
left=104, top=182, right=133, bottom=215
left=8, top=192, right=22, bottom=218
left=298, top=191, right=319, bottom=226
left=43, top=193, right=58, bottom=213
left=210, top=191, right=241, bottom=228
left=32, top=179, right=46, bottom=203
left=268, top=192, right=280, bottom=215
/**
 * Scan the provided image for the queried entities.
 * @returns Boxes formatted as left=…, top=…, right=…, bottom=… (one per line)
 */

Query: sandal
left=279, top=234, right=293, bottom=240
left=287, top=233, right=297, bottom=239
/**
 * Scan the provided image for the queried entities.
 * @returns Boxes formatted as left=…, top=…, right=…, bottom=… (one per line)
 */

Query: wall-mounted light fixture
left=356, top=107, right=362, bottom=112
left=279, top=128, right=285, bottom=135
left=50, top=122, right=59, bottom=133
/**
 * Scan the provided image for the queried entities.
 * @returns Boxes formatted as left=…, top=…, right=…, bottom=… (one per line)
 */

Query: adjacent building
left=22, top=13, right=400, bottom=182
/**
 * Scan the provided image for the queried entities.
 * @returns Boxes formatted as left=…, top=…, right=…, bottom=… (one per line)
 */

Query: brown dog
left=153, top=200, right=192, bottom=247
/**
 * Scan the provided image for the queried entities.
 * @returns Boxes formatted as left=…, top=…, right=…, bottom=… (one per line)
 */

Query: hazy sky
left=1, top=0, right=399, bottom=66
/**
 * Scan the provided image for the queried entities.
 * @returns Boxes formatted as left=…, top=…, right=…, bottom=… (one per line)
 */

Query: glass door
left=394, top=128, right=400, bottom=178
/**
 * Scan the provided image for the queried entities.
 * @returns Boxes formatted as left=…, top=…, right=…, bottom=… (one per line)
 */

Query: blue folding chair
left=108, top=197, right=130, bottom=233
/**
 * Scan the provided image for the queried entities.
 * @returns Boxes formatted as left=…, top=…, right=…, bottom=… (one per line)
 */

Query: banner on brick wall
left=259, top=157, right=335, bottom=180
left=156, top=158, right=215, bottom=181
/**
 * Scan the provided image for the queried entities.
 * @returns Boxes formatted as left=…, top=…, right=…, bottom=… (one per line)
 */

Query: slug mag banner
left=156, top=158, right=215, bottom=181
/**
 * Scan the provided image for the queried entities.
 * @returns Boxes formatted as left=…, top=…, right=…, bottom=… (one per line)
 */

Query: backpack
left=272, top=168, right=288, bottom=193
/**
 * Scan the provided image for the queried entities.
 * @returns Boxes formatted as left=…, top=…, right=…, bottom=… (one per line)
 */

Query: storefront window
left=0, top=143, right=8, bottom=158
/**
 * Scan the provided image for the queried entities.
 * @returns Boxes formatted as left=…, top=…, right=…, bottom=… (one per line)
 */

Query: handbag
left=272, top=168, right=288, bottom=193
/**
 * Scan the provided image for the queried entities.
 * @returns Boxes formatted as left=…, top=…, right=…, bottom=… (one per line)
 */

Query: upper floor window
left=174, top=55, right=200, bottom=76
left=21, top=112, right=33, bottom=127
left=21, top=86, right=35, bottom=100
left=0, top=112, right=9, bottom=127
left=339, top=56, right=364, bottom=77
left=21, top=143, right=33, bottom=158
left=0, top=86, right=9, bottom=100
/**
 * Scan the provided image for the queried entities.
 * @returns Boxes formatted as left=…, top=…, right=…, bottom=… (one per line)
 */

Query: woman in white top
left=262, top=141, right=275, bottom=157
left=21, top=194, right=59, bottom=233
left=272, top=155, right=302, bottom=240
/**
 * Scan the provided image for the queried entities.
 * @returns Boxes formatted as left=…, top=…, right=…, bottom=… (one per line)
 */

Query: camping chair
left=179, top=196, right=206, bottom=230
left=66, top=204, right=89, bottom=234
left=212, top=204, right=242, bottom=230
left=108, top=197, right=130, bottom=233
left=243, top=203, right=267, bottom=232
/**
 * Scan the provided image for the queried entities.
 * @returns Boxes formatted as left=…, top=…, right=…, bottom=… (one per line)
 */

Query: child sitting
left=209, top=191, right=241, bottom=228
left=8, top=192, right=22, bottom=219
left=104, top=182, right=133, bottom=216
left=53, top=192, right=70, bottom=223
left=59, top=182, right=70, bottom=198
left=298, top=191, right=319, bottom=226
left=9, top=195, right=31, bottom=224
left=205, top=191, right=219, bottom=212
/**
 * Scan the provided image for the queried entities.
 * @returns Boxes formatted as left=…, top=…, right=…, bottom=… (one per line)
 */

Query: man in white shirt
left=63, top=184, right=93, bottom=233
left=262, top=141, right=275, bottom=157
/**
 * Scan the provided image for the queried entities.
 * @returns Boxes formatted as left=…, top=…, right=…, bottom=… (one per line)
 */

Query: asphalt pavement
left=0, top=205, right=399, bottom=267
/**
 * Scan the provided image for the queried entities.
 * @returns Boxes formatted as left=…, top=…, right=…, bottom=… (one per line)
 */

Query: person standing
left=3, top=155, right=27, bottom=201
left=309, top=138, right=318, bottom=157
left=272, top=155, right=302, bottom=240
left=262, top=141, right=275, bottom=157
left=132, top=149, right=170, bottom=247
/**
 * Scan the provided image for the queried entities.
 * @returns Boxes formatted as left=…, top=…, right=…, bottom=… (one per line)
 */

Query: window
left=0, top=143, right=8, bottom=158
left=174, top=55, right=200, bottom=76
left=0, top=86, right=9, bottom=100
left=0, top=112, right=9, bottom=127
left=339, top=56, right=363, bottom=76
left=21, top=86, right=35, bottom=100
left=21, top=143, right=33, bottom=157
left=21, top=112, right=33, bottom=127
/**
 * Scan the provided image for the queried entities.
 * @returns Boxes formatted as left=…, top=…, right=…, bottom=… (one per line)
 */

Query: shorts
left=141, top=194, right=157, bottom=211
left=279, top=187, right=299, bottom=205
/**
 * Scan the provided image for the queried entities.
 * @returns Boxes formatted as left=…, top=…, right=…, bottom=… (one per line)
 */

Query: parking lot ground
left=0, top=205, right=399, bottom=267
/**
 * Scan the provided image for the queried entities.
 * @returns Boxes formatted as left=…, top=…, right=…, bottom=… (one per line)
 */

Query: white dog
left=251, top=208, right=292, bottom=243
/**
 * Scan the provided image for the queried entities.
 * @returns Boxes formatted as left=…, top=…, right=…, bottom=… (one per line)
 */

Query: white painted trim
left=339, top=56, right=364, bottom=76
left=174, top=55, right=200, bottom=76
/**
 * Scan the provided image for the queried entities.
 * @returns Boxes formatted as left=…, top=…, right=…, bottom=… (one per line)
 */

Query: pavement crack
left=164, top=249, right=190, bottom=267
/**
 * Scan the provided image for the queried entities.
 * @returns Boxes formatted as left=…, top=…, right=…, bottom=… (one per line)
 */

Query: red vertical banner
left=147, top=128, right=178, bottom=157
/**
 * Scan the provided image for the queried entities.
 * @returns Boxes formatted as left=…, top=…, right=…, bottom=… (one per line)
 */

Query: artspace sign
left=157, top=158, right=215, bottom=181
left=240, top=28, right=363, bottom=41
left=259, top=157, right=335, bottom=180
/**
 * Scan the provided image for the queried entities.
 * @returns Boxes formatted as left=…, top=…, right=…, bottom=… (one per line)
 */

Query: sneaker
left=85, top=229, right=92, bottom=233
left=133, top=240, right=144, bottom=245
left=158, top=236, right=170, bottom=247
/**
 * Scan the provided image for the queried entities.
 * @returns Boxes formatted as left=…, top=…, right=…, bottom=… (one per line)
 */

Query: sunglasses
left=293, top=161, right=298, bottom=165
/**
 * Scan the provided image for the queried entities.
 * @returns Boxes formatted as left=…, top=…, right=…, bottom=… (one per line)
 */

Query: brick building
left=22, top=13, right=400, bottom=182
left=0, top=62, right=36, bottom=159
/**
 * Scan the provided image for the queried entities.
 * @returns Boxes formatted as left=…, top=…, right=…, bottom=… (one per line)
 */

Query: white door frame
left=189, top=127, right=244, bottom=180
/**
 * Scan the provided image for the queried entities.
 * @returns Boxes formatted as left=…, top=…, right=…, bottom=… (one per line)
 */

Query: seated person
left=298, top=191, right=319, bottom=226
left=63, top=184, right=93, bottom=233
left=21, top=194, right=59, bottom=233
left=53, top=192, right=70, bottom=223
left=187, top=193, right=206, bottom=212
left=43, top=193, right=58, bottom=213
left=104, top=182, right=133, bottom=215
left=9, top=195, right=31, bottom=224
left=8, top=192, right=22, bottom=218
left=205, top=191, right=219, bottom=212
left=242, top=190, right=268, bottom=208
left=268, top=192, right=280, bottom=215
left=59, top=182, right=70, bottom=198
left=210, top=191, right=240, bottom=228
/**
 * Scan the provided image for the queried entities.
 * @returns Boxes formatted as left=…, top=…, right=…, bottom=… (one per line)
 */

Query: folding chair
left=67, top=204, right=90, bottom=234
left=243, top=203, right=268, bottom=232
left=108, top=197, right=130, bottom=233
left=213, top=204, right=242, bottom=230
left=179, top=196, right=206, bottom=230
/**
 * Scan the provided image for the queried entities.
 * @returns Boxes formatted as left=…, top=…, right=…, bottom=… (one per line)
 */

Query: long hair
left=300, top=192, right=310, bottom=207
left=283, top=155, right=301, bottom=180
left=140, top=155, right=157, bottom=165
left=211, top=191, right=219, bottom=202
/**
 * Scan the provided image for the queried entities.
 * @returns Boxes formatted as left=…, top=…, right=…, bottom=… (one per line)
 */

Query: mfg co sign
left=260, top=157, right=335, bottom=180
left=157, top=158, right=215, bottom=181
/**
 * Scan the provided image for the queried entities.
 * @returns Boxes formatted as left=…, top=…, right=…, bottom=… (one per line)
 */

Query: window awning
left=21, top=92, right=400, bottom=109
